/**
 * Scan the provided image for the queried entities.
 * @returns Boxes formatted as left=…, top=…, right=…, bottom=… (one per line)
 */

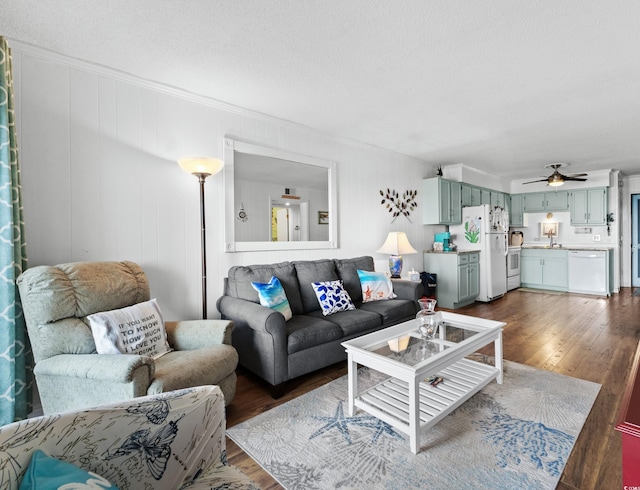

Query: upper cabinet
left=509, top=194, right=524, bottom=227
left=423, top=178, right=462, bottom=225
left=460, top=183, right=506, bottom=209
left=461, top=183, right=481, bottom=207
left=490, top=191, right=506, bottom=208
left=570, top=188, right=607, bottom=225
left=523, top=191, right=569, bottom=212
left=424, top=178, right=608, bottom=228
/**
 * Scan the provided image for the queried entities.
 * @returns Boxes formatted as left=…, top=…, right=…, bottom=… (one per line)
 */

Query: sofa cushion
left=293, top=259, right=339, bottom=313
left=335, top=256, right=375, bottom=303
left=226, top=262, right=304, bottom=315
left=306, top=308, right=382, bottom=337
left=359, top=299, right=417, bottom=326
left=285, top=315, right=344, bottom=354
left=148, top=344, right=238, bottom=394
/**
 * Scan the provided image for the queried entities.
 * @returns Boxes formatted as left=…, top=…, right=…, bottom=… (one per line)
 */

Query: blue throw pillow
left=311, top=280, right=356, bottom=316
left=357, top=269, right=397, bottom=302
left=251, top=276, right=293, bottom=320
left=19, top=450, right=117, bottom=489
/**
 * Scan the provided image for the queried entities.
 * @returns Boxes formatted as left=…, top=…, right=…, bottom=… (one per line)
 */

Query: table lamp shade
left=377, top=232, right=417, bottom=278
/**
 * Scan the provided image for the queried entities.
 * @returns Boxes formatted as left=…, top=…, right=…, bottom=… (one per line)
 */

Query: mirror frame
left=223, top=136, right=338, bottom=252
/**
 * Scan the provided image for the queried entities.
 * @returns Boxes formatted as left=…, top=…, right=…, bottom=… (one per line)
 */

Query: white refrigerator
left=449, top=204, right=509, bottom=302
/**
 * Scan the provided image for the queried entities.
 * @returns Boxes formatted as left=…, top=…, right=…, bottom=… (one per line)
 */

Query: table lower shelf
left=355, top=357, right=499, bottom=435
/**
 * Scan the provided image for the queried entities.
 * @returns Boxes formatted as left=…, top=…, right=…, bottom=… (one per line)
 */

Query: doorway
left=632, top=194, right=640, bottom=287
left=270, top=199, right=309, bottom=242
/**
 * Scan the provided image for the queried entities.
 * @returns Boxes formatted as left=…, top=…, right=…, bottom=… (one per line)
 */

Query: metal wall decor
left=379, top=189, right=418, bottom=223
left=237, top=203, right=248, bottom=222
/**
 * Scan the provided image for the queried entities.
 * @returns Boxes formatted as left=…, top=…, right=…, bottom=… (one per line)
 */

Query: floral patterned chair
left=0, top=385, right=258, bottom=489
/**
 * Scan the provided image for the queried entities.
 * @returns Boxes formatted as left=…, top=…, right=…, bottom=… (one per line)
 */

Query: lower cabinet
left=423, top=252, right=480, bottom=309
left=520, top=249, right=568, bottom=291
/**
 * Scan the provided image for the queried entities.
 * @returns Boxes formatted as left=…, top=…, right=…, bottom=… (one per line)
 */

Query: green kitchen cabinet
left=490, top=191, right=506, bottom=208
left=520, top=249, right=568, bottom=291
left=423, top=252, right=479, bottom=309
left=523, top=191, right=569, bottom=212
left=570, top=188, right=607, bottom=225
left=509, top=194, right=524, bottom=227
left=423, top=178, right=462, bottom=225
left=461, top=183, right=481, bottom=207
left=481, top=189, right=491, bottom=205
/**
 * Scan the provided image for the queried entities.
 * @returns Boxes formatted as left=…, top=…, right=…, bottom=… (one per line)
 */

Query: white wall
left=11, top=42, right=439, bottom=320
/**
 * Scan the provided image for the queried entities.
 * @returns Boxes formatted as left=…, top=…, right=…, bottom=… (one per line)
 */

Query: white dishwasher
left=568, top=250, right=609, bottom=296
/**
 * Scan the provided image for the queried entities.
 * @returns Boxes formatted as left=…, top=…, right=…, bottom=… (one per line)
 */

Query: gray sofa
left=216, top=256, right=422, bottom=396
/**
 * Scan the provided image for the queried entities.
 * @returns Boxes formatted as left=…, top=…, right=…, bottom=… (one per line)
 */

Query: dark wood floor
left=225, top=287, right=640, bottom=489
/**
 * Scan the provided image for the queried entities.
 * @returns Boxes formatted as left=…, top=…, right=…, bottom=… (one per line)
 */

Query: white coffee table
left=341, top=311, right=505, bottom=453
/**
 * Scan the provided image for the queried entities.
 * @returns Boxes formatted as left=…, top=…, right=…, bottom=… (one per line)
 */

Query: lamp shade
left=178, top=157, right=224, bottom=176
left=376, top=232, right=417, bottom=255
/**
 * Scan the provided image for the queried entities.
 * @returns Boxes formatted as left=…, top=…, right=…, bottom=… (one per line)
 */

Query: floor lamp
left=178, top=156, right=224, bottom=319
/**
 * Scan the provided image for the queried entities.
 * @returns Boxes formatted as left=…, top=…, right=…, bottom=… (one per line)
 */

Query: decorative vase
left=388, top=255, right=403, bottom=278
left=416, top=298, right=442, bottom=340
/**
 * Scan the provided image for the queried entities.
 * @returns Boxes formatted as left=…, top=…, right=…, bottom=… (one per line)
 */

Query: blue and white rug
left=227, top=360, right=600, bottom=489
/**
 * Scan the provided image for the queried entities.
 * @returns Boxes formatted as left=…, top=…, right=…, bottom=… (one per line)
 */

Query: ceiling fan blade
left=563, top=176, right=588, bottom=182
left=523, top=178, right=549, bottom=184
left=567, top=173, right=588, bottom=177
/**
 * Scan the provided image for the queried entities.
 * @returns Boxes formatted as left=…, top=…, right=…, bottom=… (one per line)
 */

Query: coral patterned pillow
left=358, top=269, right=397, bottom=302
left=311, top=280, right=356, bottom=316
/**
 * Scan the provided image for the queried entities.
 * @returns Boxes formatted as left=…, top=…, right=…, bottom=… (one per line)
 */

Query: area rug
left=227, top=360, right=600, bottom=490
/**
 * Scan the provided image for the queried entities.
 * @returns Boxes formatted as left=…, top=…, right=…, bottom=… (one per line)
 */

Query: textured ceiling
left=2, top=0, right=640, bottom=179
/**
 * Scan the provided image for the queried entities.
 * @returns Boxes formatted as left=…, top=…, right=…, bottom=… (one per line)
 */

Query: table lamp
left=377, top=231, right=417, bottom=278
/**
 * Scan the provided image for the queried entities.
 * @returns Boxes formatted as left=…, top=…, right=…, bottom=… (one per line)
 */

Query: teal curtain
left=0, top=37, right=31, bottom=424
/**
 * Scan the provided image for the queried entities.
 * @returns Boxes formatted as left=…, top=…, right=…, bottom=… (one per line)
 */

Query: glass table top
left=368, top=324, right=480, bottom=367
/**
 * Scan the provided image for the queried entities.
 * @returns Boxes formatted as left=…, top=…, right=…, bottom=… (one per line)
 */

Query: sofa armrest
left=216, top=296, right=287, bottom=338
left=391, top=279, right=424, bottom=302
left=35, top=353, right=155, bottom=382
left=165, top=319, right=234, bottom=349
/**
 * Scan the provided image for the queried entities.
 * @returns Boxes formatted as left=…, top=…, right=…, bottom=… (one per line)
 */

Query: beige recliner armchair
left=17, top=260, right=238, bottom=414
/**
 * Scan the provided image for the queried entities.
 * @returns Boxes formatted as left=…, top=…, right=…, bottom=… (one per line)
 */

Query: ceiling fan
left=523, top=163, right=588, bottom=187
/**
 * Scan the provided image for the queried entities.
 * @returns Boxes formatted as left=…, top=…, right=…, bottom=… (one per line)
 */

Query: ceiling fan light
left=548, top=173, right=564, bottom=186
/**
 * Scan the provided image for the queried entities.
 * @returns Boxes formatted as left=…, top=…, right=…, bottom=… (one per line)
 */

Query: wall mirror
left=223, top=137, right=338, bottom=252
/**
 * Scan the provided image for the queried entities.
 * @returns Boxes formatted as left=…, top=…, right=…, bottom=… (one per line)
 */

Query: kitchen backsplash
left=510, top=211, right=615, bottom=247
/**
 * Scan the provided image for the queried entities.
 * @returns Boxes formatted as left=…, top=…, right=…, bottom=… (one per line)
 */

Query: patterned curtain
left=0, top=37, right=31, bottom=424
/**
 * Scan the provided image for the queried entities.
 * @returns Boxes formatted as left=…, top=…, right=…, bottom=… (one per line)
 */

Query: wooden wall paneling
left=96, top=77, right=120, bottom=260
left=20, top=55, right=71, bottom=265
left=139, top=90, right=160, bottom=274
left=153, top=93, right=195, bottom=319
left=69, top=68, right=101, bottom=263
left=14, top=44, right=435, bottom=320
left=115, top=81, right=144, bottom=264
